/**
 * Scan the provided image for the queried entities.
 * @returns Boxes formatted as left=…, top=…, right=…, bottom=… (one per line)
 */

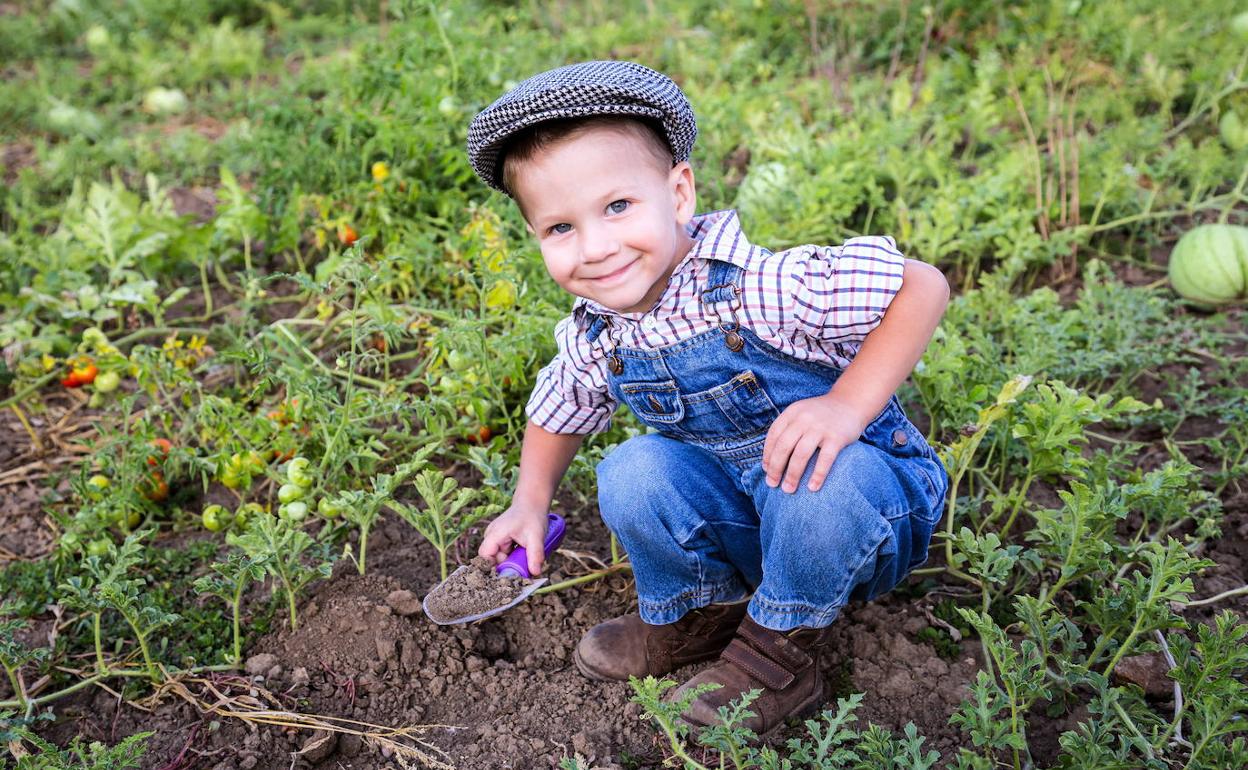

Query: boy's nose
left=579, top=227, right=620, bottom=263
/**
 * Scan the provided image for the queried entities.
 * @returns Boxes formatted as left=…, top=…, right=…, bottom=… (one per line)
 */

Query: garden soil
left=23, top=501, right=992, bottom=770
left=4, top=320, right=1246, bottom=768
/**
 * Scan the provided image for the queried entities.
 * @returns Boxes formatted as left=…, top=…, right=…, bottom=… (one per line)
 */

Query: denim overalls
left=588, top=259, right=949, bottom=631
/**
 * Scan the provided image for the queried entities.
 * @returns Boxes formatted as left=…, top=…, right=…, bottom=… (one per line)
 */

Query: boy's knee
left=596, top=434, right=675, bottom=488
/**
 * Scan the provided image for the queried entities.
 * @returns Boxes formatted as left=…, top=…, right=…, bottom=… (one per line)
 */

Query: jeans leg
left=597, top=433, right=756, bottom=624
left=743, top=441, right=924, bottom=631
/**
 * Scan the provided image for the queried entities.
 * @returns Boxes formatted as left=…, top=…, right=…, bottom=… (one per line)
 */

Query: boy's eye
left=607, top=200, right=629, bottom=214
left=548, top=223, right=572, bottom=235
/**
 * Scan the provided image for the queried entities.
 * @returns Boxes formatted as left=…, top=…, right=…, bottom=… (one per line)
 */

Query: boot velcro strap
left=722, top=637, right=795, bottom=690
left=738, top=620, right=814, bottom=672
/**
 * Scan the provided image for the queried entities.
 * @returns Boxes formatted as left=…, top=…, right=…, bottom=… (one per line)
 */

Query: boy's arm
left=763, top=258, right=950, bottom=493
left=478, top=420, right=585, bottom=575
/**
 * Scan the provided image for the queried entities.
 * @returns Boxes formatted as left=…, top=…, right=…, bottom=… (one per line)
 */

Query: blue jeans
left=586, top=259, right=948, bottom=631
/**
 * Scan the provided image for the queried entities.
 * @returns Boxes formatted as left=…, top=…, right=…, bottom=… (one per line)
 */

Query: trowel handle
left=496, top=513, right=566, bottom=579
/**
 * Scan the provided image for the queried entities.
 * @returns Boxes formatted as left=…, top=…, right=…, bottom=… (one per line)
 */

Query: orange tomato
left=142, top=470, right=170, bottom=502
left=146, top=438, right=173, bottom=466
left=61, top=360, right=99, bottom=388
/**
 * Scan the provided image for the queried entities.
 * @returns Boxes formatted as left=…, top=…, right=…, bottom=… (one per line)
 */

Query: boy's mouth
left=587, top=258, right=638, bottom=284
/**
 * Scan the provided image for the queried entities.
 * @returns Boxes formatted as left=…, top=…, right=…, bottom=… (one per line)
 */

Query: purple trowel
left=422, top=513, right=566, bottom=625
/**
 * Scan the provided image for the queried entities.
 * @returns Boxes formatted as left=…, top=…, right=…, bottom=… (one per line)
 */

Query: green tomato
left=447, top=349, right=471, bottom=372
left=234, top=502, right=265, bottom=530
left=86, top=474, right=111, bottom=499
left=86, top=539, right=110, bottom=557
left=93, top=370, right=121, bottom=394
left=202, top=504, right=229, bottom=532
left=286, top=457, right=314, bottom=488
left=114, top=508, right=141, bottom=530
left=278, top=483, right=304, bottom=504
left=1234, top=11, right=1248, bottom=42
left=279, top=501, right=308, bottom=522
left=317, top=497, right=343, bottom=519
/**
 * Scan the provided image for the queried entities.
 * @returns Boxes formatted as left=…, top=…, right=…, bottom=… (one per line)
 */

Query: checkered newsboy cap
left=467, top=60, right=698, bottom=194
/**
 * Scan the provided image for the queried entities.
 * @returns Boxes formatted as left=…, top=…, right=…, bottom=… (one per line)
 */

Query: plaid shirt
left=526, top=209, right=906, bottom=434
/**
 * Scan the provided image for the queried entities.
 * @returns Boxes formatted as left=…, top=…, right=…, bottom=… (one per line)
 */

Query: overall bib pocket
left=684, top=369, right=781, bottom=437
left=617, top=380, right=685, bottom=425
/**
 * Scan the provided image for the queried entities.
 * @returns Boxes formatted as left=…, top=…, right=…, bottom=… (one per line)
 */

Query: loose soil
left=3, top=314, right=1245, bottom=769
left=423, top=557, right=532, bottom=624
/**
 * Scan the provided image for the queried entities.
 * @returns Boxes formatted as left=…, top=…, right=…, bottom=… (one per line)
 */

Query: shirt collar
left=571, top=208, right=755, bottom=320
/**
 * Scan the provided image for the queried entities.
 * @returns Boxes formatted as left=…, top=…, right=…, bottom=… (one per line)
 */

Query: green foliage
left=228, top=513, right=335, bottom=632
left=2, top=0, right=1247, bottom=763
left=625, top=679, right=942, bottom=769
left=59, top=533, right=179, bottom=682
left=0, top=716, right=150, bottom=770
left=334, top=449, right=433, bottom=575
left=387, top=468, right=501, bottom=581
left=193, top=551, right=267, bottom=665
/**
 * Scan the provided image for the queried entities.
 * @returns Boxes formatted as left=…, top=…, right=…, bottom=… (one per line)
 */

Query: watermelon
left=1168, top=224, right=1248, bottom=306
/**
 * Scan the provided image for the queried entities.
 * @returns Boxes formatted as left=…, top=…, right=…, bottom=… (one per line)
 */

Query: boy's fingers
left=806, top=443, right=839, bottom=492
left=761, top=412, right=792, bottom=471
left=525, top=529, right=545, bottom=576
left=478, top=534, right=505, bottom=561
left=764, top=424, right=798, bottom=486
left=782, top=436, right=820, bottom=492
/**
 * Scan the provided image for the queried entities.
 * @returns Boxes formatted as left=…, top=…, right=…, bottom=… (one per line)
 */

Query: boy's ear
left=669, top=161, right=697, bottom=225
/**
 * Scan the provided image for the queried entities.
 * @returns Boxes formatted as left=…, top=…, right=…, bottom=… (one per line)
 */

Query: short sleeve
left=525, top=314, right=617, bottom=434
left=787, top=235, right=906, bottom=343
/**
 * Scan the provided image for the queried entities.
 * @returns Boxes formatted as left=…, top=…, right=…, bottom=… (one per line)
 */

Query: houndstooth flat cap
left=467, top=60, right=698, bottom=194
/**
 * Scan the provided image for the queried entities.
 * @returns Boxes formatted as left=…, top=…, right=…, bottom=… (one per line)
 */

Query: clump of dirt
left=423, top=556, right=531, bottom=623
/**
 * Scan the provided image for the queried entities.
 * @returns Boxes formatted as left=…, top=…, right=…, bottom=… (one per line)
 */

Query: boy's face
left=510, top=125, right=697, bottom=314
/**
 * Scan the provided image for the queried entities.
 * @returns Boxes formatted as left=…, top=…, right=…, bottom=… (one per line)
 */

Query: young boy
left=467, top=60, right=950, bottom=734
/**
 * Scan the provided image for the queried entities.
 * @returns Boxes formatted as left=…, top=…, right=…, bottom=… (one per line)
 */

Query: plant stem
left=0, top=372, right=56, bottom=411
left=1103, top=617, right=1145, bottom=679
left=279, top=570, right=299, bottom=631
left=535, top=562, right=633, bottom=594
left=358, top=522, right=371, bottom=576
left=197, top=259, right=214, bottom=321
left=3, top=664, right=27, bottom=714
left=1183, top=582, right=1248, bottom=607
left=132, top=628, right=158, bottom=683
left=231, top=583, right=244, bottom=664
left=93, top=612, right=105, bottom=674
left=0, top=664, right=239, bottom=711
left=996, top=471, right=1035, bottom=541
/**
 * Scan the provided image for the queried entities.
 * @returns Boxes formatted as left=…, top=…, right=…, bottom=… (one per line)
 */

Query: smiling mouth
left=587, top=259, right=637, bottom=282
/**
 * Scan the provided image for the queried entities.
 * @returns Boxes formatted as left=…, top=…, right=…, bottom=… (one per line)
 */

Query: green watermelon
left=1168, top=223, right=1248, bottom=306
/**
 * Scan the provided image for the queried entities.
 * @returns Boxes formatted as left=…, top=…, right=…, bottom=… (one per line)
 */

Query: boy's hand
left=478, top=504, right=551, bottom=576
left=763, top=394, right=865, bottom=493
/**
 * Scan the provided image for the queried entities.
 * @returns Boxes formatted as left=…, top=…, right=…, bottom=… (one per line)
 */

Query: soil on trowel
left=424, top=556, right=531, bottom=623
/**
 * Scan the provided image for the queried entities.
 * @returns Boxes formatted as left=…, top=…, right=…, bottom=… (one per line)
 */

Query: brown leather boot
left=573, top=602, right=748, bottom=681
left=671, top=616, right=832, bottom=735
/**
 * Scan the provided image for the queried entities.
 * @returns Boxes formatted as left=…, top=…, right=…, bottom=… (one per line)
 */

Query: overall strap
left=699, top=259, right=744, bottom=305
left=584, top=312, right=608, bottom=344
left=700, top=259, right=746, bottom=353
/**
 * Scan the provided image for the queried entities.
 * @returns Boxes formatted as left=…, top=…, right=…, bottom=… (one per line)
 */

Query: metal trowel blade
left=421, top=565, right=548, bottom=625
